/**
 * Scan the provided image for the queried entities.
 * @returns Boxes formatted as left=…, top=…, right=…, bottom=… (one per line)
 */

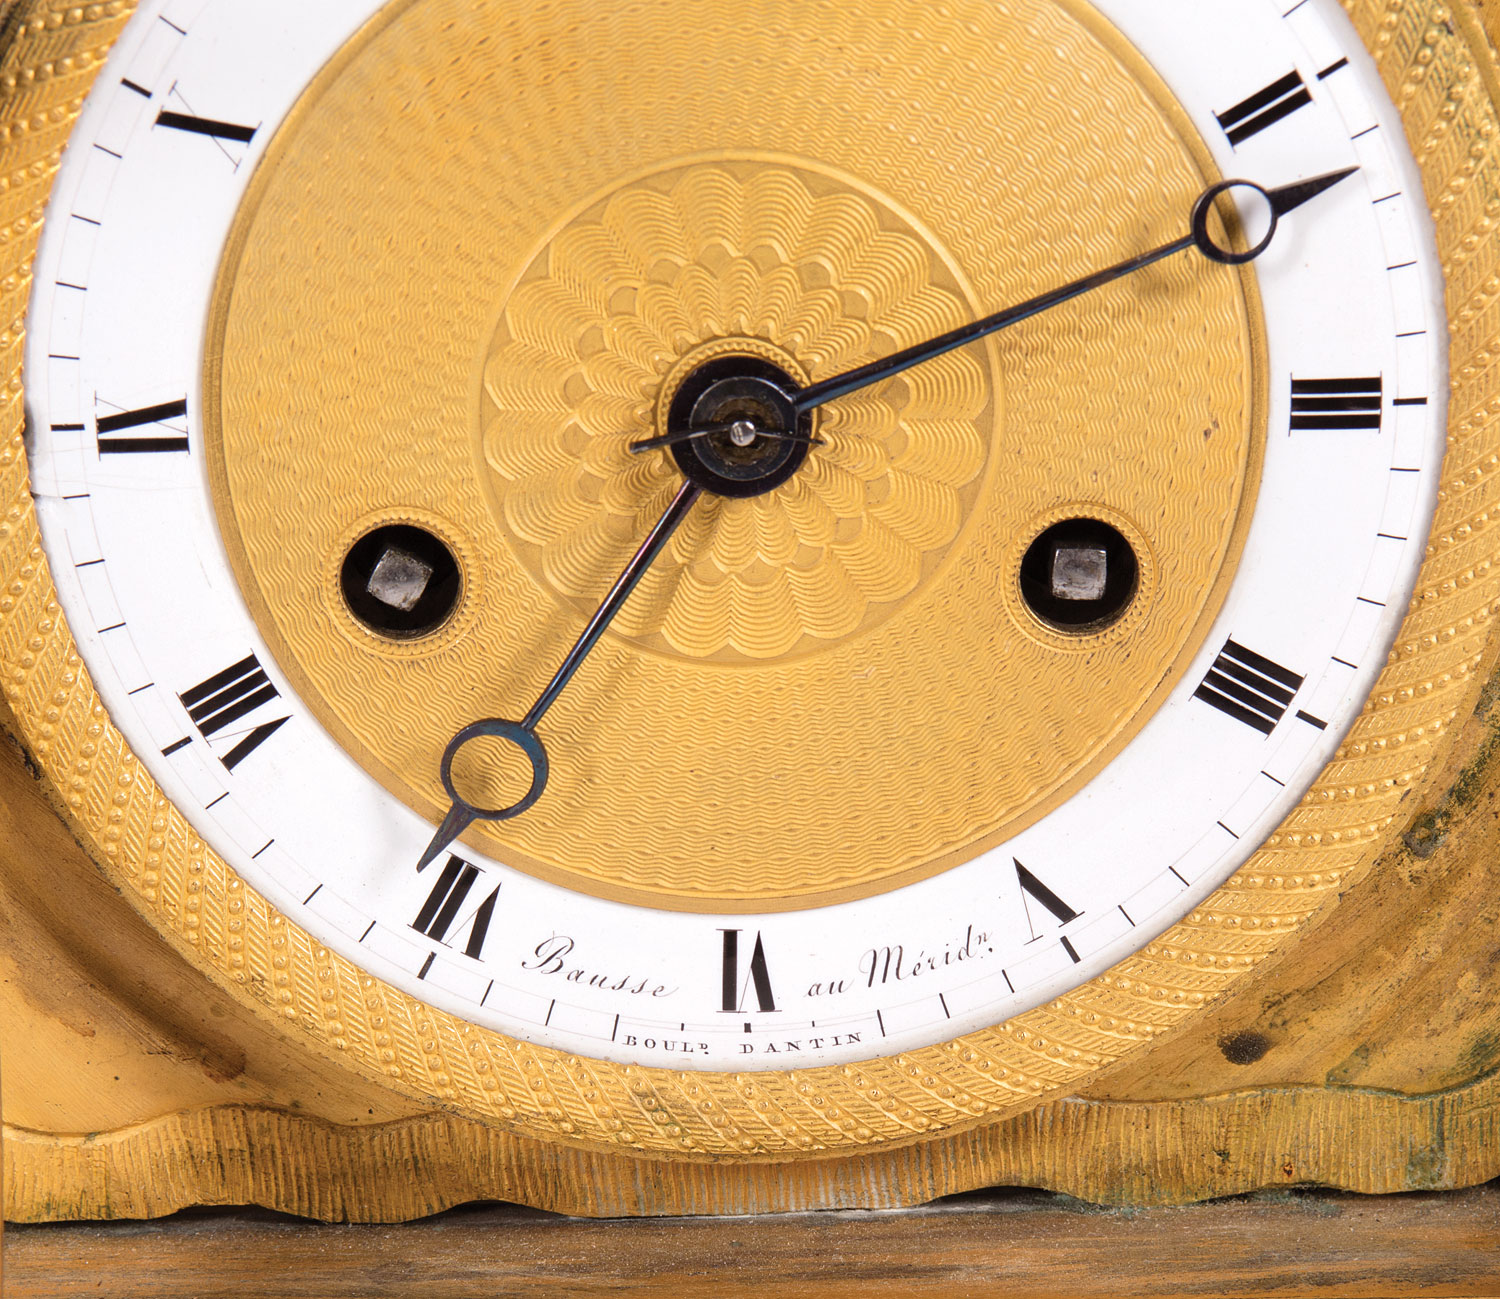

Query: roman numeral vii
left=412, top=856, right=499, bottom=961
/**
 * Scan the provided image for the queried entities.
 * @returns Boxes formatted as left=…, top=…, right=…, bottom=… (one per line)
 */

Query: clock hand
left=629, top=419, right=823, bottom=455
left=417, top=477, right=703, bottom=871
left=792, top=168, right=1358, bottom=413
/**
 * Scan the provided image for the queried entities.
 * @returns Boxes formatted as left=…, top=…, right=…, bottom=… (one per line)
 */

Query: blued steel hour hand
left=417, top=478, right=703, bottom=871
left=789, top=168, right=1359, bottom=414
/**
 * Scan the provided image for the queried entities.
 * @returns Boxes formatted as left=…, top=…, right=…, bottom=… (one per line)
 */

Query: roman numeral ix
left=412, top=856, right=499, bottom=961
left=1215, top=71, right=1313, bottom=147
left=1194, top=640, right=1304, bottom=736
left=1291, top=377, right=1383, bottom=431
left=167, top=653, right=289, bottom=770
left=721, top=929, right=777, bottom=1014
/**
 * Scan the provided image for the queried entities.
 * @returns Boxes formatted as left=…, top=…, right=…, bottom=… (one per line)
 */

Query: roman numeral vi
left=721, top=929, right=777, bottom=1013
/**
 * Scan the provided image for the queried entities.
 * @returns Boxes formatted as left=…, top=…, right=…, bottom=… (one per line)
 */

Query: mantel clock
left=3, top=0, right=1500, bottom=1221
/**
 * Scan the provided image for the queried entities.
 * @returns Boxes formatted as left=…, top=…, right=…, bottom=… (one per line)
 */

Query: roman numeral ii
left=1215, top=71, right=1312, bottom=146
left=96, top=399, right=189, bottom=455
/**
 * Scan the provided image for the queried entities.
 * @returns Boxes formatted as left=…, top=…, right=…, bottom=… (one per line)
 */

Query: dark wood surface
left=5, top=1184, right=1500, bottom=1298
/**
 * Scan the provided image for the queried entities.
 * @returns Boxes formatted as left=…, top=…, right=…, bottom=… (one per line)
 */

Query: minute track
left=16, top=0, right=1451, bottom=1080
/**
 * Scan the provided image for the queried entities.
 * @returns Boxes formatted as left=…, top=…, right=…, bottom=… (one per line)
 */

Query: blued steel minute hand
left=790, top=169, right=1358, bottom=415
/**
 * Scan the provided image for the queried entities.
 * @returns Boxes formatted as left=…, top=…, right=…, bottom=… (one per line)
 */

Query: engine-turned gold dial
left=206, top=0, right=1261, bottom=909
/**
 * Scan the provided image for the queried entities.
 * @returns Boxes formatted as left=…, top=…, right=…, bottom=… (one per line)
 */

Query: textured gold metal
left=0, top=0, right=1498, bottom=1193
left=205, top=0, right=1260, bottom=910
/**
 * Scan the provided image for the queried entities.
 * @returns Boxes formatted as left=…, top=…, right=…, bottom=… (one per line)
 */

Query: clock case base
left=4, top=665, right=1500, bottom=1219
left=5, top=0, right=1500, bottom=1219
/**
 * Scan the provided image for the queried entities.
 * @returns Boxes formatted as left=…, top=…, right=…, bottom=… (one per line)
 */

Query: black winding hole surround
left=340, top=524, right=462, bottom=639
left=1019, top=517, right=1140, bottom=632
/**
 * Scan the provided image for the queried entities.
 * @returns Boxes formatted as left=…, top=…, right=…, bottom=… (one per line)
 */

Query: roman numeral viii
left=721, top=929, right=777, bottom=1013
left=167, top=653, right=289, bottom=770
left=1194, top=640, right=1304, bottom=736
left=1215, top=71, right=1312, bottom=147
left=1291, top=377, right=1382, bottom=431
left=96, top=399, right=189, bottom=455
left=412, top=855, right=499, bottom=961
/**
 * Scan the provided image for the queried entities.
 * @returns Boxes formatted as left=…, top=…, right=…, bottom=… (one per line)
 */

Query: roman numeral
left=1291, top=377, right=1382, bottom=431
left=720, top=929, right=776, bottom=1013
left=96, top=399, right=189, bottom=454
left=1014, top=859, right=1080, bottom=942
left=175, top=653, right=288, bottom=769
left=1215, top=71, right=1313, bottom=147
left=411, top=856, right=499, bottom=960
left=155, top=110, right=257, bottom=144
left=1194, top=640, right=1304, bottom=736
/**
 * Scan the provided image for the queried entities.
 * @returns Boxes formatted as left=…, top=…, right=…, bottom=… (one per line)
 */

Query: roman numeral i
left=155, top=110, right=258, bottom=144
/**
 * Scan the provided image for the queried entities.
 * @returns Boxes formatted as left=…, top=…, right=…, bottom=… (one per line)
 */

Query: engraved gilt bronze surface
left=1, top=0, right=1498, bottom=1221
left=206, top=0, right=1259, bottom=909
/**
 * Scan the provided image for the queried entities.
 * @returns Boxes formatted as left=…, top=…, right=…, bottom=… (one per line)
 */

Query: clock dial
left=8, top=0, right=1462, bottom=1147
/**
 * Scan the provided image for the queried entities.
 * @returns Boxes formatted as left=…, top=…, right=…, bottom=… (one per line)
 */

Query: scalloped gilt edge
left=7, top=1067, right=1500, bottom=1220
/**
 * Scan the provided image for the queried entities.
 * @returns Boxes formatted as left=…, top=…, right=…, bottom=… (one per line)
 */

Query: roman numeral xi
left=165, top=652, right=289, bottom=770
left=1215, top=70, right=1312, bottom=147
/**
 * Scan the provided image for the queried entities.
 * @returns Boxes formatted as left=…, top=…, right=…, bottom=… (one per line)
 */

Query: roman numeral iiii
left=1194, top=640, right=1304, bottom=735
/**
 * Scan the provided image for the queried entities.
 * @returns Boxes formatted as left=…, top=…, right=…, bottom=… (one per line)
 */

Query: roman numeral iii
left=170, top=652, right=289, bottom=769
left=1194, top=640, right=1304, bottom=735
left=412, top=856, right=499, bottom=961
left=1215, top=71, right=1312, bottom=146
left=1291, top=377, right=1383, bottom=431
